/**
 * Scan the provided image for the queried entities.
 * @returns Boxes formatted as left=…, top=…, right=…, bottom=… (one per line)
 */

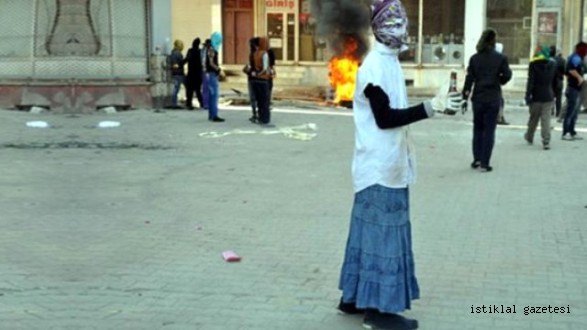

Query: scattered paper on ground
left=97, top=121, right=121, bottom=128
left=199, top=123, right=318, bottom=141
left=26, top=121, right=50, bottom=128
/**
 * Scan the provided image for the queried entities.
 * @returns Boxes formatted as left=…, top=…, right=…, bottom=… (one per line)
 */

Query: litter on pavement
left=199, top=123, right=318, bottom=141
left=26, top=121, right=50, bottom=128
left=97, top=121, right=121, bottom=128
left=222, top=250, right=241, bottom=262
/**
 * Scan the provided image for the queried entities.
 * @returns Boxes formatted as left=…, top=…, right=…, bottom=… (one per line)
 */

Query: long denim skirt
left=339, top=184, right=420, bottom=313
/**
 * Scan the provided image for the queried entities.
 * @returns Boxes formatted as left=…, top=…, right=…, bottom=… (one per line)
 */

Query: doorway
left=222, top=0, right=253, bottom=64
left=267, top=13, right=296, bottom=62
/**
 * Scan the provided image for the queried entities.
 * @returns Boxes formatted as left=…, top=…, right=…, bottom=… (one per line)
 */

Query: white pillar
left=464, top=0, right=486, bottom=65
left=151, top=0, right=172, bottom=55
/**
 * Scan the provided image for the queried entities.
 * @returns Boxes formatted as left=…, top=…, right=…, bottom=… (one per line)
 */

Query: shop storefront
left=171, top=0, right=584, bottom=91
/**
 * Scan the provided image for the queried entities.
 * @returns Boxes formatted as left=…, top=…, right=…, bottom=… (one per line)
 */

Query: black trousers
left=252, top=79, right=270, bottom=124
left=185, top=74, right=203, bottom=108
left=553, top=84, right=563, bottom=117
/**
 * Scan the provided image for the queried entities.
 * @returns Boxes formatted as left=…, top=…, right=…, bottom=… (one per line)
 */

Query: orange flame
left=328, top=38, right=359, bottom=104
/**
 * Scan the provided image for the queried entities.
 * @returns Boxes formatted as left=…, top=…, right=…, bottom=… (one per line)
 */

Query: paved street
left=0, top=102, right=586, bottom=330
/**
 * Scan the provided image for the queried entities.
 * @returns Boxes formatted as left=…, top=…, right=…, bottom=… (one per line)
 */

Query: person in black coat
left=549, top=46, right=566, bottom=118
left=185, top=38, right=204, bottom=110
left=462, top=29, right=512, bottom=172
left=524, top=46, right=557, bottom=150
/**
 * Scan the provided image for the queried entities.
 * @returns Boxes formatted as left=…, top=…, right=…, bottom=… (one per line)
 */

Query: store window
left=299, top=0, right=327, bottom=61
left=421, top=0, right=465, bottom=65
left=535, top=0, right=562, bottom=51
left=487, top=0, right=532, bottom=65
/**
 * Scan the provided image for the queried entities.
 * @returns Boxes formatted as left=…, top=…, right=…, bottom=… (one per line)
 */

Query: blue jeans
left=207, top=73, right=219, bottom=119
left=171, top=75, right=185, bottom=106
left=472, top=100, right=500, bottom=167
left=202, top=72, right=209, bottom=109
left=563, top=87, right=581, bottom=136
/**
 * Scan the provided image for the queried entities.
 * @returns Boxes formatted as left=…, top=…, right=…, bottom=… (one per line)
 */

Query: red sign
left=265, top=0, right=296, bottom=10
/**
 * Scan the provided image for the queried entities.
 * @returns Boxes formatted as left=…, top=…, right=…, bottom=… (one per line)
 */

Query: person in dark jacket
left=201, top=39, right=212, bottom=110
left=267, top=47, right=276, bottom=107
left=562, top=41, right=587, bottom=140
left=550, top=46, right=566, bottom=117
left=250, top=37, right=272, bottom=125
left=243, top=37, right=260, bottom=122
left=185, top=37, right=204, bottom=110
left=524, top=45, right=557, bottom=150
left=169, top=39, right=186, bottom=108
left=462, top=29, right=512, bottom=172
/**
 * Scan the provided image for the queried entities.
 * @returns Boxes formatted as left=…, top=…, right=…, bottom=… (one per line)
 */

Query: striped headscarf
left=371, top=0, right=409, bottom=51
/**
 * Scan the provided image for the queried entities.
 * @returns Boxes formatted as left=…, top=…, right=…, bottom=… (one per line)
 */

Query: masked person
left=185, top=37, right=204, bottom=110
left=524, top=45, right=557, bottom=150
left=249, top=37, right=272, bottom=125
left=562, top=41, right=587, bottom=140
left=169, top=39, right=186, bottom=108
left=201, top=39, right=212, bottom=110
left=243, top=37, right=260, bottom=123
left=462, top=29, right=512, bottom=172
left=550, top=46, right=566, bottom=118
left=337, top=1, right=442, bottom=329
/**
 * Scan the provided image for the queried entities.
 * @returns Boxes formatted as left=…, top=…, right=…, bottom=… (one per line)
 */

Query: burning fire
left=328, top=38, right=360, bottom=104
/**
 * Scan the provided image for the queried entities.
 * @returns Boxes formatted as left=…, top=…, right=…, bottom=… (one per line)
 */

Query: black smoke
left=310, top=0, right=372, bottom=59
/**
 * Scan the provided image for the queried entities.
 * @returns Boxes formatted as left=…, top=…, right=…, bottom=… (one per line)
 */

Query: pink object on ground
left=222, top=251, right=241, bottom=262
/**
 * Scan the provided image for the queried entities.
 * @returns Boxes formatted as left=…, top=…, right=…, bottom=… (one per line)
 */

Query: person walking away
left=562, top=41, right=587, bottom=140
left=550, top=46, right=566, bottom=118
left=462, top=29, right=512, bottom=172
left=495, top=43, right=509, bottom=125
left=524, top=45, right=556, bottom=150
left=243, top=37, right=260, bottom=123
left=250, top=37, right=271, bottom=125
left=185, top=37, right=204, bottom=110
left=206, top=32, right=224, bottom=122
left=201, top=39, right=212, bottom=110
left=169, top=39, right=186, bottom=108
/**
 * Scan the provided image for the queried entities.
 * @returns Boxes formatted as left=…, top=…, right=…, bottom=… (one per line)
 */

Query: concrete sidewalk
left=0, top=104, right=586, bottom=329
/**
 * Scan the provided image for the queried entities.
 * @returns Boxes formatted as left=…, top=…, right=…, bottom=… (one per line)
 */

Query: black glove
left=364, top=84, right=390, bottom=105
left=525, top=95, right=532, bottom=105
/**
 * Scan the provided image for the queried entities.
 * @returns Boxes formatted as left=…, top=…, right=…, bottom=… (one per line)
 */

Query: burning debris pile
left=311, top=0, right=372, bottom=107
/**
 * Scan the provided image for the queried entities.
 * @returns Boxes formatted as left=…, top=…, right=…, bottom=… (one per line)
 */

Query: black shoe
left=249, top=116, right=258, bottom=123
left=211, top=117, right=225, bottom=122
left=363, top=310, right=418, bottom=330
left=470, top=160, right=480, bottom=169
left=479, top=165, right=493, bottom=172
left=186, top=106, right=195, bottom=110
left=524, top=132, right=533, bottom=145
left=337, top=298, right=365, bottom=315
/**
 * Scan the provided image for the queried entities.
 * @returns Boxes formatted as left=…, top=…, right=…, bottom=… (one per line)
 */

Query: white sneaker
left=562, top=134, right=574, bottom=141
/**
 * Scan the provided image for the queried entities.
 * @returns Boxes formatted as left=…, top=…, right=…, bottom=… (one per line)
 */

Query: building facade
left=172, top=0, right=585, bottom=93
left=0, top=0, right=585, bottom=112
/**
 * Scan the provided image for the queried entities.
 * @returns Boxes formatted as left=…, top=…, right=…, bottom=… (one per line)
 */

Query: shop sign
left=265, top=0, right=296, bottom=12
